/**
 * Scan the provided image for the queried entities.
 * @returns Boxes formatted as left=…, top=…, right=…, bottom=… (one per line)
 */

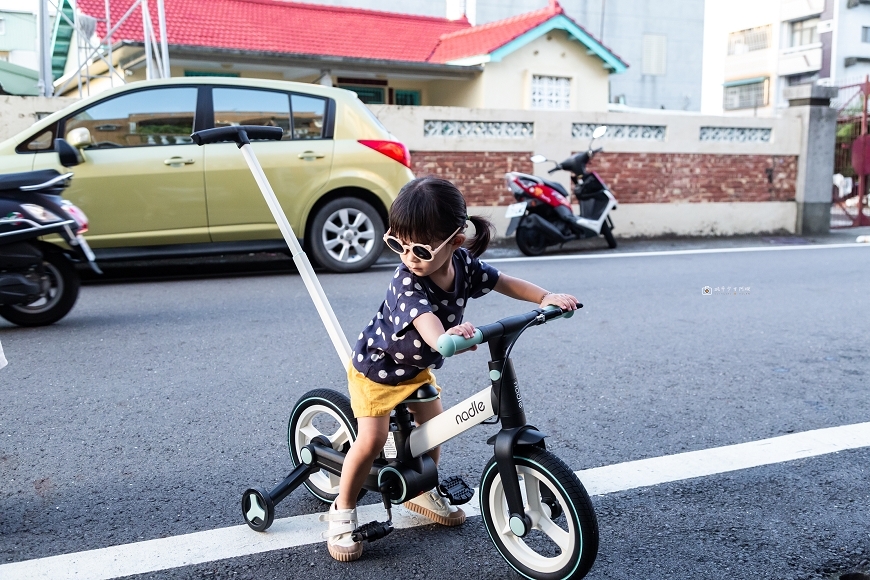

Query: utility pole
left=37, top=0, right=53, bottom=97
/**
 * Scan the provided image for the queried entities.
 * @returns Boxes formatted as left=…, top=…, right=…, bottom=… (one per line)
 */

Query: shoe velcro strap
left=319, top=510, right=358, bottom=524
left=320, top=523, right=357, bottom=539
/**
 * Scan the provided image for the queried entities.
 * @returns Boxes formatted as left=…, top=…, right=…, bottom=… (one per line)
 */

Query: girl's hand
left=541, top=292, right=579, bottom=311
left=446, top=322, right=477, bottom=352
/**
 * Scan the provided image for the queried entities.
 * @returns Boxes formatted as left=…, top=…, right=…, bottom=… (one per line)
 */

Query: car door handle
left=164, top=157, right=195, bottom=166
left=298, top=151, right=325, bottom=160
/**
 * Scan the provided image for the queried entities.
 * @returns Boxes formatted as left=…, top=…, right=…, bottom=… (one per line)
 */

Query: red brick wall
left=410, top=151, right=797, bottom=206
left=410, top=151, right=533, bottom=206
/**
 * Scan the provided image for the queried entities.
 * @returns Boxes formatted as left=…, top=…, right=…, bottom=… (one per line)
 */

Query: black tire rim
left=11, top=260, right=64, bottom=315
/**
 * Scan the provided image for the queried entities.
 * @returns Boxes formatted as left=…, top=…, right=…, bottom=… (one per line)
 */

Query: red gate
left=833, top=76, right=870, bottom=228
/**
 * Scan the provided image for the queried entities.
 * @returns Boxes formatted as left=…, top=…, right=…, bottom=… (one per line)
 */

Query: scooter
left=190, top=125, right=599, bottom=579
left=0, top=140, right=100, bottom=326
left=504, top=125, right=618, bottom=256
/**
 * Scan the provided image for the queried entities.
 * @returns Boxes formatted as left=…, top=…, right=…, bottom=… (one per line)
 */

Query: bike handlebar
left=547, top=165, right=561, bottom=174
left=436, top=304, right=581, bottom=357
left=190, top=125, right=284, bottom=147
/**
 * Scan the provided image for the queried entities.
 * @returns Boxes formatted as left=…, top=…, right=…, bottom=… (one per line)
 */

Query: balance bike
left=242, top=305, right=599, bottom=580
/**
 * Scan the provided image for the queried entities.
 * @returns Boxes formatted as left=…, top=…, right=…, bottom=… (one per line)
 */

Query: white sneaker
left=404, top=489, right=466, bottom=526
left=319, top=503, right=362, bottom=562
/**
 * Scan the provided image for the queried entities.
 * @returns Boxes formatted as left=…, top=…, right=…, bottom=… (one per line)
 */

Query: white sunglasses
left=383, top=224, right=465, bottom=262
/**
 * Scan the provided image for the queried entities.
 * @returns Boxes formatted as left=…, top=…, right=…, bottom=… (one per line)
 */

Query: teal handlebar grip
left=544, top=304, right=575, bottom=319
left=436, top=329, right=484, bottom=357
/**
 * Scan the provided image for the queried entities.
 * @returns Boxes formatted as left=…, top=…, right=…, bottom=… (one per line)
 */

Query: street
left=1, top=240, right=869, bottom=580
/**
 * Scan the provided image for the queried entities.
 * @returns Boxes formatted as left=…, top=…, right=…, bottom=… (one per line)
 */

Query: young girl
left=321, top=176, right=578, bottom=562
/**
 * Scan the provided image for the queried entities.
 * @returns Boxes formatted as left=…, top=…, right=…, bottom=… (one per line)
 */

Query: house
left=56, top=0, right=626, bottom=111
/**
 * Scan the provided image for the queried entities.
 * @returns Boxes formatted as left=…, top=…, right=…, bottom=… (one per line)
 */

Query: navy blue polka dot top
left=351, top=247, right=500, bottom=386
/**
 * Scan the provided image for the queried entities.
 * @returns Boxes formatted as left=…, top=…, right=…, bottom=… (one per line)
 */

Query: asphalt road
left=1, top=237, right=869, bottom=580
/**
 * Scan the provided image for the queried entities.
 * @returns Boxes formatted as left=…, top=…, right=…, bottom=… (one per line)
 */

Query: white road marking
left=3, top=421, right=869, bottom=579
left=483, top=242, right=870, bottom=264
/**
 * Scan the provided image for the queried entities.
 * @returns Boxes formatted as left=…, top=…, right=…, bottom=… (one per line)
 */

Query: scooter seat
left=0, top=170, right=64, bottom=192
left=400, top=383, right=440, bottom=404
left=540, top=178, right=570, bottom=198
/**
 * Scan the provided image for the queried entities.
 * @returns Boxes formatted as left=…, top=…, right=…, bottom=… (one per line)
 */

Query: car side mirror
left=67, top=127, right=93, bottom=149
left=55, top=138, right=83, bottom=167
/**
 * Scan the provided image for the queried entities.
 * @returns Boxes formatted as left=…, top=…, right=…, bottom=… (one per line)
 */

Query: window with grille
left=338, top=86, right=385, bottom=104
left=728, top=25, right=772, bottom=55
left=531, top=75, right=571, bottom=110
left=789, top=18, right=819, bottom=47
left=642, top=35, right=667, bottom=76
left=723, top=79, right=768, bottom=110
left=395, top=90, right=420, bottom=106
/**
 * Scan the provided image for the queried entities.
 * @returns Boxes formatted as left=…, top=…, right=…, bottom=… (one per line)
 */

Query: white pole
left=142, top=0, right=153, bottom=79
left=157, top=0, right=170, bottom=78
left=37, top=0, right=53, bottom=97
left=238, top=143, right=352, bottom=368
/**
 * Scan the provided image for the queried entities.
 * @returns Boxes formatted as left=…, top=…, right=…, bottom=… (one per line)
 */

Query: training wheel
left=242, top=487, right=275, bottom=532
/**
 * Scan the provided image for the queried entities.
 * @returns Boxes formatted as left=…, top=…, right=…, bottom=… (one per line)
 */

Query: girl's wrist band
left=540, top=291, right=553, bottom=303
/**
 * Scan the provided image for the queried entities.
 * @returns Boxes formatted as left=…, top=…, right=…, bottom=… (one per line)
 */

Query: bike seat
left=540, top=178, right=569, bottom=197
left=0, top=170, right=65, bottom=192
left=400, top=383, right=440, bottom=404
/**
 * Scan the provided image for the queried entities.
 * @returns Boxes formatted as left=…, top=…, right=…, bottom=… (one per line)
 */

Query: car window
left=64, top=87, right=198, bottom=149
left=291, top=94, right=326, bottom=139
left=213, top=88, right=292, bottom=140
left=17, top=126, right=56, bottom=153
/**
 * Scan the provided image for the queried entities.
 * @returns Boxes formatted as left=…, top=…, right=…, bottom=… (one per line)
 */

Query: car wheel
left=310, top=197, right=384, bottom=273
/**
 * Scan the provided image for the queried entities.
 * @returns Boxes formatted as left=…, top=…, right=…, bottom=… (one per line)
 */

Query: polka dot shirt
left=351, top=247, right=500, bottom=386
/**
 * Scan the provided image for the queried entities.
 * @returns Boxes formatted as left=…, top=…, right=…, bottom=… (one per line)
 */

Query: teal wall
left=0, top=11, right=37, bottom=52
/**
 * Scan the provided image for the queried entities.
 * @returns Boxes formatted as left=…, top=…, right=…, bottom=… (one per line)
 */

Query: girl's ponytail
left=466, top=214, right=495, bottom=258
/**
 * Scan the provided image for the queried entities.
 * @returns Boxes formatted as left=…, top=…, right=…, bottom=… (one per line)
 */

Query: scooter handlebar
left=190, top=125, right=284, bottom=147
left=436, top=305, right=579, bottom=357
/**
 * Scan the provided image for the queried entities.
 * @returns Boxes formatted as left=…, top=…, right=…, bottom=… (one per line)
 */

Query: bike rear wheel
left=479, top=448, right=598, bottom=579
left=287, top=389, right=365, bottom=503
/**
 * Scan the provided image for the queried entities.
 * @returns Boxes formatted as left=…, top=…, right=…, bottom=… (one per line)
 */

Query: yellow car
left=0, top=78, right=414, bottom=273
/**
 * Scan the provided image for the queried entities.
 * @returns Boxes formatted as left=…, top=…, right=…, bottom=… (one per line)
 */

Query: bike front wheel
left=479, top=448, right=598, bottom=580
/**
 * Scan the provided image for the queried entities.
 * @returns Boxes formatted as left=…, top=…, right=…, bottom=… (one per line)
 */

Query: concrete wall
left=370, top=104, right=804, bottom=236
left=0, top=95, right=77, bottom=140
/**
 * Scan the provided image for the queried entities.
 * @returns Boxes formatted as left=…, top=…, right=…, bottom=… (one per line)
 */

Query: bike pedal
left=351, top=520, right=394, bottom=543
left=437, top=476, right=474, bottom=505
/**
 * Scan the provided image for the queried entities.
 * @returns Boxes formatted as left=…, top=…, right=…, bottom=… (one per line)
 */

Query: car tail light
left=358, top=140, right=411, bottom=168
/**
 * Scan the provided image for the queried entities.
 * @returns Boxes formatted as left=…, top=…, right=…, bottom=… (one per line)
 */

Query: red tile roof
left=77, top=0, right=619, bottom=67
left=428, top=2, right=562, bottom=63
left=78, top=0, right=471, bottom=64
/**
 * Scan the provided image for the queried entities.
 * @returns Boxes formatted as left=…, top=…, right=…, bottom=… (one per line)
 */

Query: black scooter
left=504, top=126, right=618, bottom=255
left=0, top=140, right=100, bottom=326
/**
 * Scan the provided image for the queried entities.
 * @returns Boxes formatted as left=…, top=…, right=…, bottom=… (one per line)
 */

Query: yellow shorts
left=347, top=364, right=441, bottom=418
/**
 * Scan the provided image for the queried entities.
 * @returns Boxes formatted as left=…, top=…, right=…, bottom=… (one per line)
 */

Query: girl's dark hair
left=389, top=176, right=494, bottom=258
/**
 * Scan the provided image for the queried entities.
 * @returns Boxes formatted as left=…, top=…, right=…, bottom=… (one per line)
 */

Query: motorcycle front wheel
left=0, top=251, right=80, bottom=327
left=601, top=221, right=617, bottom=249
left=480, top=448, right=599, bottom=580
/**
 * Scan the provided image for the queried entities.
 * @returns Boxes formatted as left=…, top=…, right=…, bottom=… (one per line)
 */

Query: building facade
left=718, top=0, right=870, bottom=116
left=289, top=0, right=707, bottom=111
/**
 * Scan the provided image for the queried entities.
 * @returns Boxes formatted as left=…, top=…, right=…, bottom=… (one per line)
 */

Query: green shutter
left=395, top=90, right=420, bottom=106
